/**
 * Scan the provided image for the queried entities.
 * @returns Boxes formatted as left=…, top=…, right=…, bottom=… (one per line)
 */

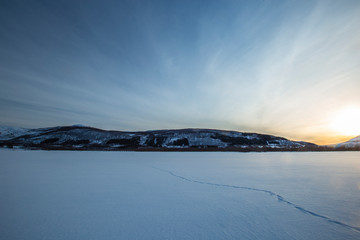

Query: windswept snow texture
left=1, top=151, right=360, bottom=240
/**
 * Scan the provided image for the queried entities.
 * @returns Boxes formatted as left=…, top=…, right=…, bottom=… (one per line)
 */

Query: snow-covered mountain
left=0, top=125, right=317, bottom=151
left=335, top=136, right=360, bottom=149
left=0, top=126, right=35, bottom=140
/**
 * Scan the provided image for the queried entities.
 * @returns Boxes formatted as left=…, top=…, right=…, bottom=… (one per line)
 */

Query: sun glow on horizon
left=330, top=106, right=360, bottom=137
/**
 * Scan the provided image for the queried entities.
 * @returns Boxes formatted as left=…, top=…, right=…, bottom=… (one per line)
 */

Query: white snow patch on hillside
left=0, top=126, right=32, bottom=140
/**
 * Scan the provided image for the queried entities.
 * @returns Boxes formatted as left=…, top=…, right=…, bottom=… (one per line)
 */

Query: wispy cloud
left=0, top=0, right=359, bottom=143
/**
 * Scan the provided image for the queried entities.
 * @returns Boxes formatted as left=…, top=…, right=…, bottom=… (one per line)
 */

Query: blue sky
left=1, top=0, right=359, bottom=144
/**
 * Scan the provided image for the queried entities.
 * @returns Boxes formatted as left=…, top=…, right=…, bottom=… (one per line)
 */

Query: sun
left=331, top=107, right=360, bottom=136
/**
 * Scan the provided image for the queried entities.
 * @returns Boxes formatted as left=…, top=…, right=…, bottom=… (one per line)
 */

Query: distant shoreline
left=1, top=146, right=359, bottom=152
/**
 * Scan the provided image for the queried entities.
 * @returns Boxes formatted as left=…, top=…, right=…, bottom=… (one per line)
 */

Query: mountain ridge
left=1, top=125, right=358, bottom=151
left=0, top=125, right=319, bottom=151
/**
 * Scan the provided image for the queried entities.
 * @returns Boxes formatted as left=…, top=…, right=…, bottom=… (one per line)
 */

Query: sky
left=0, top=0, right=359, bottom=144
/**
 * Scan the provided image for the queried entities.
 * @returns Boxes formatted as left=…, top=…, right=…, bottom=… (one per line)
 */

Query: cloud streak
left=0, top=0, right=359, bottom=144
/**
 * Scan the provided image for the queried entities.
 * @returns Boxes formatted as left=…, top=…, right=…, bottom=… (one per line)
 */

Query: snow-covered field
left=1, top=150, right=360, bottom=240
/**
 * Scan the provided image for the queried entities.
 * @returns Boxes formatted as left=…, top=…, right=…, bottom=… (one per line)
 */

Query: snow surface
left=1, top=150, right=360, bottom=240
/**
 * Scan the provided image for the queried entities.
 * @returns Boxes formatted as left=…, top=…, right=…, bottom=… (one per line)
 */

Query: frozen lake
left=1, top=150, right=360, bottom=239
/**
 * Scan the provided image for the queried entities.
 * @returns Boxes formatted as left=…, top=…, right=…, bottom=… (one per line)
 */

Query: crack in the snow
left=151, top=166, right=360, bottom=233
